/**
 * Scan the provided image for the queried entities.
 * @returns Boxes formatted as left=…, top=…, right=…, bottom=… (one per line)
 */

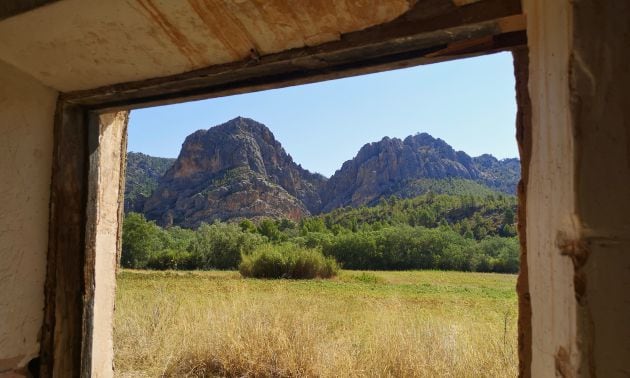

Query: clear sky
left=128, top=52, right=518, bottom=177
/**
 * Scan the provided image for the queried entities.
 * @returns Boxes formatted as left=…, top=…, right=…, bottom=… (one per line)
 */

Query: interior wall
left=570, top=1, right=630, bottom=376
left=525, top=0, right=630, bottom=375
left=0, top=59, right=57, bottom=374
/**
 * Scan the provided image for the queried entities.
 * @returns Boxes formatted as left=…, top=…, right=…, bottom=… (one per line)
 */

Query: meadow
left=114, top=270, right=517, bottom=377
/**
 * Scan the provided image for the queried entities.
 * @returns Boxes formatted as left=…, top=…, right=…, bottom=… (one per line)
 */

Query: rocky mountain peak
left=142, top=117, right=326, bottom=227
left=130, top=118, right=520, bottom=227
left=168, top=117, right=285, bottom=180
left=318, top=132, right=521, bottom=212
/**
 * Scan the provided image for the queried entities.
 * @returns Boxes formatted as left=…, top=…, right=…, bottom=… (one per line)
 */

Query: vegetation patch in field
left=239, top=244, right=339, bottom=279
left=342, top=271, right=387, bottom=284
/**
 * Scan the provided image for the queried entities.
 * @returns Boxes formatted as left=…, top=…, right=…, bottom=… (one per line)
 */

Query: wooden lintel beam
left=0, top=0, right=60, bottom=22
left=62, top=0, right=523, bottom=111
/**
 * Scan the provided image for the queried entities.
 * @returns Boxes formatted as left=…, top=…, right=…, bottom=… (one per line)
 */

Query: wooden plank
left=63, top=0, right=523, bottom=110
left=80, top=113, right=101, bottom=377
left=513, top=47, right=532, bottom=378
left=0, top=0, right=59, bottom=22
left=452, top=0, right=484, bottom=5
left=79, top=28, right=524, bottom=112
left=116, top=129, right=129, bottom=270
left=425, top=28, right=526, bottom=59
left=40, top=102, right=89, bottom=377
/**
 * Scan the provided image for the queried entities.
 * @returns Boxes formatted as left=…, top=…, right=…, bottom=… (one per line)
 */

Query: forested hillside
left=319, top=132, right=519, bottom=212
left=122, top=192, right=518, bottom=273
left=124, top=152, right=175, bottom=213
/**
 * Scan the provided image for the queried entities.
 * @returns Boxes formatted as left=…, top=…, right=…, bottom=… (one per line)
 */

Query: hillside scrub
left=124, top=152, right=175, bottom=213
left=122, top=193, right=519, bottom=273
left=320, top=227, right=519, bottom=272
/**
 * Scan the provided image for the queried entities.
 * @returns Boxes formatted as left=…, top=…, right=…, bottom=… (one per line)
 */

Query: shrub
left=257, top=219, right=282, bottom=241
left=121, top=212, right=166, bottom=269
left=239, top=244, right=339, bottom=279
left=322, top=231, right=379, bottom=269
left=347, top=272, right=386, bottom=284
left=239, top=219, right=257, bottom=233
left=473, top=236, right=519, bottom=273
left=299, top=232, right=333, bottom=249
left=188, top=222, right=264, bottom=269
left=146, top=249, right=194, bottom=270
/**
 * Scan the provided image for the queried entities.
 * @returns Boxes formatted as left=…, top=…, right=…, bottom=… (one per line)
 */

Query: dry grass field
left=114, top=270, right=517, bottom=377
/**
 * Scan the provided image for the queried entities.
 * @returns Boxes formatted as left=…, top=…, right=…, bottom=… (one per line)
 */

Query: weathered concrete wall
left=0, top=59, right=57, bottom=374
left=571, top=1, right=630, bottom=376
left=525, top=0, right=630, bottom=375
left=85, top=112, right=128, bottom=377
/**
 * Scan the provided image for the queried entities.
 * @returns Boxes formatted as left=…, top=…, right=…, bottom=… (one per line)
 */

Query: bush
left=121, top=213, right=166, bottom=269
left=188, top=222, right=264, bottom=269
left=146, top=249, right=195, bottom=270
left=347, top=272, right=386, bottom=284
left=472, top=236, right=519, bottom=273
left=322, top=226, right=472, bottom=271
left=239, top=244, right=339, bottom=279
left=257, top=219, right=283, bottom=241
left=322, top=231, right=379, bottom=269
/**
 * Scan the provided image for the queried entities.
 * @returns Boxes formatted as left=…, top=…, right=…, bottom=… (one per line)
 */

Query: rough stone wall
left=0, top=59, right=57, bottom=374
left=524, top=0, right=630, bottom=375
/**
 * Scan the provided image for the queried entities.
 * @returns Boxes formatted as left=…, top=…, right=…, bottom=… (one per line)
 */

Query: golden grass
left=114, top=270, right=517, bottom=377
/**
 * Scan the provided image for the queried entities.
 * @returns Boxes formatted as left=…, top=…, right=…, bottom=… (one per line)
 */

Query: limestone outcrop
left=320, top=133, right=519, bottom=212
left=142, top=117, right=326, bottom=227
left=132, top=117, right=519, bottom=227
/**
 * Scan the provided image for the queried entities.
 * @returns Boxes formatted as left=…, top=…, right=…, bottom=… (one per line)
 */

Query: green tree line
left=122, top=193, right=519, bottom=273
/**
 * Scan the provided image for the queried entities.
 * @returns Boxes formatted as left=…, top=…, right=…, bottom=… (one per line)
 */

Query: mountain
left=142, top=117, right=326, bottom=228
left=472, top=154, right=520, bottom=194
left=124, top=152, right=175, bottom=213
left=320, top=133, right=519, bottom=212
left=127, top=117, right=520, bottom=227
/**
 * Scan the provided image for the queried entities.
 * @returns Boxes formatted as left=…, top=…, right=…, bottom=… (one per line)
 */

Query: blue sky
left=128, top=52, right=517, bottom=177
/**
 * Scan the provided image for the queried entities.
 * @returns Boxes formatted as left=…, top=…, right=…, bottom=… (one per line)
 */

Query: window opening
left=115, top=52, right=520, bottom=377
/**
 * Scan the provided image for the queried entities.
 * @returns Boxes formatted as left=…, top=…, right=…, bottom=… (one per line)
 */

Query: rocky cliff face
left=472, top=154, right=520, bottom=194
left=143, top=117, right=326, bottom=227
left=132, top=118, right=519, bottom=227
left=320, top=133, right=519, bottom=212
left=124, top=152, right=175, bottom=213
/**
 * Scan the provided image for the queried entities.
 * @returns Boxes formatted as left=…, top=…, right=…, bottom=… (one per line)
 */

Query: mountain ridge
left=127, top=117, right=519, bottom=227
left=142, top=117, right=326, bottom=227
left=124, top=152, right=176, bottom=213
